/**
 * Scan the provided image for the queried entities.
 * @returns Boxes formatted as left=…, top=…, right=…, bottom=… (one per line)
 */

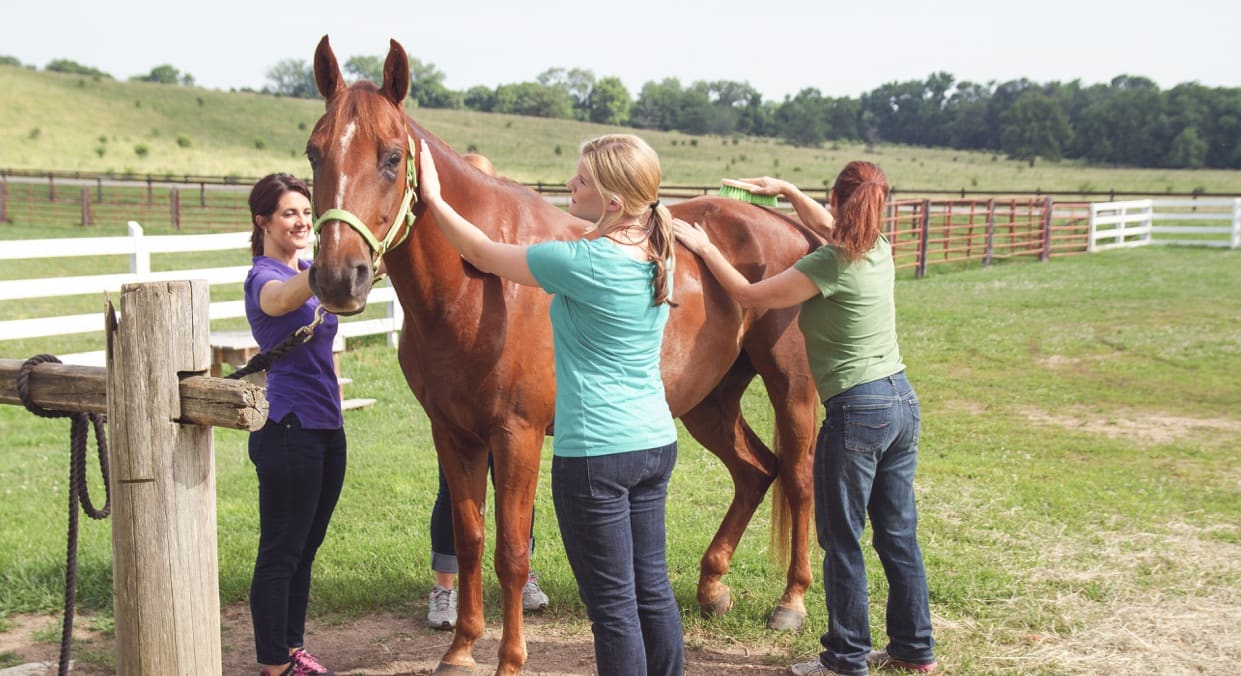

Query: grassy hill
left=4, top=64, right=1241, bottom=195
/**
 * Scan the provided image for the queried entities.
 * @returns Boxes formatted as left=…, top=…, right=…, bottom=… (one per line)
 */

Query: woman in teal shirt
left=418, top=133, right=683, bottom=675
left=674, top=163, right=937, bottom=676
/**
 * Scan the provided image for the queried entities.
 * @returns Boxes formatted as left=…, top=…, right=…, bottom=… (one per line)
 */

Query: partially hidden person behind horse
left=673, top=166, right=938, bottom=676
left=423, top=153, right=550, bottom=632
left=419, top=133, right=685, bottom=676
left=244, top=173, right=346, bottom=676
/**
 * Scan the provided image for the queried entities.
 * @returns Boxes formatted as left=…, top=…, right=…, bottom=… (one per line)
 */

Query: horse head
left=306, top=35, right=417, bottom=315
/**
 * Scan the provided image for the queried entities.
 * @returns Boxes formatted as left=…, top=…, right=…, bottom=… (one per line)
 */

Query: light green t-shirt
left=793, top=235, right=904, bottom=402
left=526, top=239, right=677, bottom=458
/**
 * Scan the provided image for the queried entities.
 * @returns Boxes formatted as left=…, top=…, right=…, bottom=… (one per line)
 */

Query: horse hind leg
left=747, top=331, right=820, bottom=631
left=679, top=363, right=779, bottom=621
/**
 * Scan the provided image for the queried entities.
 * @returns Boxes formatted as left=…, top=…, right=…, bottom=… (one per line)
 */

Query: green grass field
left=2, top=245, right=1237, bottom=673
left=2, top=60, right=1239, bottom=673
left=4, top=64, right=1241, bottom=196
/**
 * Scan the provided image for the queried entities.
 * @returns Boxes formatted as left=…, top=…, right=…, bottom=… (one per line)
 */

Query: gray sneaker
left=522, top=570, right=549, bottom=612
left=789, top=659, right=843, bottom=676
left=427, top=584, right=457, bottom=630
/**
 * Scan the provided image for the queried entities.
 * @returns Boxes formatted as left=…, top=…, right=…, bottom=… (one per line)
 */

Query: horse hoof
left=699, top=588, right=733, bottom=618
left=766, top=604, right=806, bottom=631
left=433, top=661, right=477, bottom=675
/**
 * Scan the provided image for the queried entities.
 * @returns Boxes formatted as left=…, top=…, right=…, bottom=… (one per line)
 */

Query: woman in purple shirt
left=243, top=173, right=344, bottom=676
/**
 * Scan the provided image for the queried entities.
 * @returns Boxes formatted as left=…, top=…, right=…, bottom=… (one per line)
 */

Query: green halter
left=313, top=136, right=419, bottom=266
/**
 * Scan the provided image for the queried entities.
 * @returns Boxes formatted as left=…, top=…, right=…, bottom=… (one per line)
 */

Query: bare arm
left=738, top=176, right=835, bottom=239
left=418, top=141, right=539, bottom=287
left=673, top=219, right=819, bottom=310
left=258, top=268, right=314, bottom=316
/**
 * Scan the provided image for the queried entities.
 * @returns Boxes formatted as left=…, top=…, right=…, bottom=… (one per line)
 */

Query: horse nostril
left=354, top=264, right=372, bottom=293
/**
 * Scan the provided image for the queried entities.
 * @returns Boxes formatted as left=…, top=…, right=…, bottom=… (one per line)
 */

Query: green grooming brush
left=718, top=179, right=778, bottom=207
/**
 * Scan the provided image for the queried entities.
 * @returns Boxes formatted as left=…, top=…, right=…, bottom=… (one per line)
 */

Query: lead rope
left=16, top=354, right=111, bottom=676
left=226, top=305, right=328, bottom=380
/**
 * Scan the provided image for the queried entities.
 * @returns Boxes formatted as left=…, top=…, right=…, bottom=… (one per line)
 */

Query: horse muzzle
left=308, top=259, right=372, bottom=316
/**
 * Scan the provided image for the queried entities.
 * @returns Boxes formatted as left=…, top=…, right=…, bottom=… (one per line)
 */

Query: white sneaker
left=522, top=570, right=549, bottom=612
left=427, top=584, right=457, bottom=630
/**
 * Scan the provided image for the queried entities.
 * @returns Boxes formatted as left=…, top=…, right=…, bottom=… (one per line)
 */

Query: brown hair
left=579, top=134, right=675, bottom=306
left=829, top=161, right=889, bottom=262
left=248, top=173, right=312, bottom=257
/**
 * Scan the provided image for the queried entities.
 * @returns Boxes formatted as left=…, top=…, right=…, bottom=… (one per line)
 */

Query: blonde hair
left=578, top=134, right=675, bottom=306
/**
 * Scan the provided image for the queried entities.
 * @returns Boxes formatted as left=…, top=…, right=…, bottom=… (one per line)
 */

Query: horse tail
left=768, top=423, right=794, bottom=572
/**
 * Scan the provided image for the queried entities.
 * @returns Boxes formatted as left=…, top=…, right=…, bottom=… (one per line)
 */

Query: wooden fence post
left=80, top=186, right=92, bottom=227
left=983, top=198, right=996, bottom=267
left=171, top=188, right=181, bottom=231
left=1041, top=197, right=1055, bottom=261
left=916, top=199, right=931, bottom=279
left=106, top=279, right=220, bottom=674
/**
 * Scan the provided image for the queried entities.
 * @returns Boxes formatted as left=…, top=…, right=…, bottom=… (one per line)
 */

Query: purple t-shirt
left=244, top=256, right=342, bottom=429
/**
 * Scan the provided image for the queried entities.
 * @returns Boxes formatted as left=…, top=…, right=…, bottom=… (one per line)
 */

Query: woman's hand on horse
left=418, top=139, right=443, bottom=205
left=672, top=218, right=712, bottom=255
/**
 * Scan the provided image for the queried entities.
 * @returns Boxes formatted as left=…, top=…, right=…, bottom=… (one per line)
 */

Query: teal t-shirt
left=793, top=235, right=904, bottom=402
left=526, top=239, right=677, bottom=457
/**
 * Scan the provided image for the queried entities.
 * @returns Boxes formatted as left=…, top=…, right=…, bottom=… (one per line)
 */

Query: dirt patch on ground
left=1023, top=407, right=1241, bottom=447
left=1, top=606, right=794, bottom=675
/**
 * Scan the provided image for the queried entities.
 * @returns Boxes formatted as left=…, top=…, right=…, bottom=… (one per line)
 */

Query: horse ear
left=381, top=39, right=411, bottom=107
left=314, top=34, right=346, bottom=102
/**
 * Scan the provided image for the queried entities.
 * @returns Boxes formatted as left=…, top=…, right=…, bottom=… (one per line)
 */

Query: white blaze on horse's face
left=334, top=121, right=357, bottom=207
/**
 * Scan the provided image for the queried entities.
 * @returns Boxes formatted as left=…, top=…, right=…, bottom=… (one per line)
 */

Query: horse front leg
left=679, top=390, right=778, bottom=620
left=486, top=427, right=544, bottom=676
left=432, top=428, right=490, bottom=675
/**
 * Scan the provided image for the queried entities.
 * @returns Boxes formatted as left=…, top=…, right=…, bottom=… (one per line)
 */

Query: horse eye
left=306, top=147, right=322, bottom=167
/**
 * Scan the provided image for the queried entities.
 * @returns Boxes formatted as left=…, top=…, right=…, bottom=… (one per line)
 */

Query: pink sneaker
left=867, top=649, right=937, bottom=673
left=285, top=648, right=336, bottom=675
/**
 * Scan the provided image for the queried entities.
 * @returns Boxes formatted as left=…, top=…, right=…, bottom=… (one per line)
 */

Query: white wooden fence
left=0, top=221, right=403, bottom=365
left=1089, top=198, right=1241, bottom=252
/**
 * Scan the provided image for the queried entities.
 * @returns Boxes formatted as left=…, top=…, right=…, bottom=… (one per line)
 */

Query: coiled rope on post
left=17, top=354, right=111, bottom=676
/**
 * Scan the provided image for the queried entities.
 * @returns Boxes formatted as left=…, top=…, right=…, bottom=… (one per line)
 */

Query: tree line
left=265, top=55, right=1241, bottom=171
left=6, top=53, right=1240, bottom=170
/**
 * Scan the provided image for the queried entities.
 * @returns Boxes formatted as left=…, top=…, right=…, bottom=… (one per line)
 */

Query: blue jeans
left=814, top=372, right=934, bottom=676
left=248, top=413, right=347, bottom=666
left=552, top=443, right=684, bottom=676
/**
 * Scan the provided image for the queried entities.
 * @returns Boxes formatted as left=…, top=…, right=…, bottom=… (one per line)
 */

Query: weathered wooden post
left=80, top=186, right=92, bottom=227
left=170, top=188, right=181, bottom=231
left=0, top=280, right=265, bottom=675
left=983, top=198, right=996, bottom=267
left=106, top=279, right=221, bottom=674
left=916, top=199, right=931, bottom=279
left=1040, top=196, right=1055, bottom=262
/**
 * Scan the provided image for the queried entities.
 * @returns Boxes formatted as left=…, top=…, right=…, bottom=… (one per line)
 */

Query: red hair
left=830, top=161, right=889, bottom=262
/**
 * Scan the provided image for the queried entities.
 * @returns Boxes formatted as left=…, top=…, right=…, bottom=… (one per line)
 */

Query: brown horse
left=306, top=36, right=822, bottom=675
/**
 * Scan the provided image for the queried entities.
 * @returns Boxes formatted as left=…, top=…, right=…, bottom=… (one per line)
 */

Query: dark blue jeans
left=249, top=413, right=347, bottom=666
left=430, top=459, right=536, bottom=574
left=552, top=443, right=684, bottom=676
left=815, top=372, right=934, bottom=676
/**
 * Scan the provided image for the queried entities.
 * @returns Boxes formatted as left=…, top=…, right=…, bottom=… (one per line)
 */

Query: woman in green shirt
left=418, top=133, right=683, bottom=676
left=674, top=163, right=937, bottom=676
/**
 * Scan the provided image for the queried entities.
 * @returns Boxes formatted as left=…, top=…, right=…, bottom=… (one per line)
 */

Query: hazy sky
left=4, top=0, right=1238, bottom=101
